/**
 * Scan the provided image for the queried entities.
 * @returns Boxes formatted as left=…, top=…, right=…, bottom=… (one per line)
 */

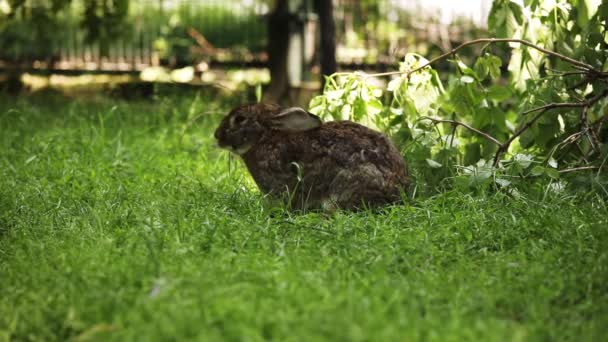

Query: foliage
left=0, top=0, right=267, bottom=62
left=148, top=2, right=267, bottom=66
left=81, top=0, right=130, bottom=56
left=333, top=0, right=487, bottom=64
left=309, top=71, right=384, bottom=127
left=309, top=0, right=608, bottom=195
left=0, top=0, right=130, bottom=59
left=1, top=93, right=608, bottom=340
left=0, top=0, right=73, bottom=60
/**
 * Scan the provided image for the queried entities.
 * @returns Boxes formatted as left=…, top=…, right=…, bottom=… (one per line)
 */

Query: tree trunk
left=265, top=0, right=291, bottom=103
left=315, top=0, right=336, bottom=90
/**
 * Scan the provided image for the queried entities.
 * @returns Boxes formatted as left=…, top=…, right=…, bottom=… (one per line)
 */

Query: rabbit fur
left=214, top=103, right=410, bottom=210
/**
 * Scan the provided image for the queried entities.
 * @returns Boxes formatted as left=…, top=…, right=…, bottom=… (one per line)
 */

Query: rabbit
left=214, top=103, right=410, bottom=210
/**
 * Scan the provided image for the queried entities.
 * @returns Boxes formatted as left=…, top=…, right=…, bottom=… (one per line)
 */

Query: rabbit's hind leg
left=329, top=163, right=392, bottom=209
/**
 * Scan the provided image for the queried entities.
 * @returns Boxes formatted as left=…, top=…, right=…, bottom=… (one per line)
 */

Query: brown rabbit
left=214, top=103, right=410, bottom=210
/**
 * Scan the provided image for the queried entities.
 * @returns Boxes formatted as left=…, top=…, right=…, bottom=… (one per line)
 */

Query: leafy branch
left=422, top=87, right=608, bottom=168
left=420, top=117, right=502, bottom=146
left=494, top=88, right=608, bottom=165
left=333, top=38, right=608, bottom=170
left=522, top=89, right=608, bottom=115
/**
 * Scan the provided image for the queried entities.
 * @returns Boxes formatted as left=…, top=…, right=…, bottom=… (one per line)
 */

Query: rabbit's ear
left=270, top=107, right=322, bottom=131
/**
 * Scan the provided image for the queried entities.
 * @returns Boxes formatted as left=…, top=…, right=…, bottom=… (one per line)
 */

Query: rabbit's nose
left=214, top=130, right=220, bottom=140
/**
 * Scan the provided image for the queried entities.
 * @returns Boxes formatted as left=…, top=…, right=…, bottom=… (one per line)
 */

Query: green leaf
left=487, top=55, right=502, bottom=79
left=255, top=84, right=262, bottom=103
left=353, top=98, right=367, bottom=121
left=488, top=0, right=524, bottom=38
left=545, top=168, right=560, bottom=179
left=465, top=230, right=473, bottom=241
left=367, top=99, right=383, bottom=116
left=513, top=154, right=534, bottom=169
left=460, top=76, right=475, bottom=84
left=457, top=61, right=478, bottom=78
left=468, top=164, right=493, bottom=188
left=474, top=58, right=489, bottom=79
left=360, top=85, right=370, bottom=101
left=387, top=78, right=402, bottom=92
left=487, top=85, right=512, bottom=101
left=519, top=129, right=536, bottom=149
left=430, top=70, right=446, bottom=93
left=577, top=0, right=591, bottom=29
left=476, top=167, right=493, bottom=180
left=548, top=158, right=558, bottom=169
left=535, top=122, right=559, bottom=148
left=25, top=155, right=37, bottom=165
left=474, top=54, right=502, bottom=80
left=495, top=178, right=511, bottom=187
left=389, top=115, right=404, bottom=128
left=308, top=96, right=326, bottom=115
left=426, top=159, right=443, bottom=168
left=464, top=143, right=481, bottom=166
left=531, top=165, right=545, bottom=176
left=325, top=89, right=345, bottom=101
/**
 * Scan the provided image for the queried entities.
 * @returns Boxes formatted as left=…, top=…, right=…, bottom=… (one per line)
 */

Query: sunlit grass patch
left=0, top=93, right=607, bottom=341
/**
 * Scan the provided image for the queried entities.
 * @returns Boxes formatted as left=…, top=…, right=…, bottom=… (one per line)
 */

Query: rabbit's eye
left=233, top=115, right=246, bottom=125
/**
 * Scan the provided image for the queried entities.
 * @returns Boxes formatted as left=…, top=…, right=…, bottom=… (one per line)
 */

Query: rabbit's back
left=242, top=120, right=409, bottom=209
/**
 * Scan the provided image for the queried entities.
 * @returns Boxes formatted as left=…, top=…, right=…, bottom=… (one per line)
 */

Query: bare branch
left=546, top=69, right=587, bottom=77
left=523, top=102, right=586, bottom=115
left=558, top=130, right=586, bottom=150
left=567, top=76, right=591, bottom=91
left=523, top=89, right=608, bottom=115
left=558, top=166, right=599, bottom=173
left=187, top=27, right=217, bottom=54
left=362, top=38, right=604, bottom=79
left=492, top=108, right=550, bottom=166
left=509, top=109, right=549, bottom=145
left=420, top=117, right=502, bottom=146
left=494, top=89, right=608, bottom=167
left=591, top=114, right=608, bottom=135
left=580, top=106, right=601, bottom=151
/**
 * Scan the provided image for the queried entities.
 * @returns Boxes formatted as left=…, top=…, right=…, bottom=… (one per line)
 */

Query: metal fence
left=0, top=0, right=491, bottom=72
left=333, top=0, right=490, bottom=67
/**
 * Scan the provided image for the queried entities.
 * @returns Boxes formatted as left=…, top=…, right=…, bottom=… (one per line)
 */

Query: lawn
left=1, top=91, right=607, bottom=341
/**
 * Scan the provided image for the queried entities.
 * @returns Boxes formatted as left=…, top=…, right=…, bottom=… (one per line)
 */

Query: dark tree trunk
left=2, top=69, right=24, bottom=95
left=315, top=0, right=336, bottom=90
left=265, top=0, right=291, bottom=103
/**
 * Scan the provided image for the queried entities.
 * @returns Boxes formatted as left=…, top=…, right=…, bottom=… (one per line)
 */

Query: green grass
left=1, top=91, right=607, bottom=341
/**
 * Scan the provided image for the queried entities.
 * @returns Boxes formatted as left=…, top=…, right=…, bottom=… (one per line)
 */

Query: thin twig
left=449, top=113, right=457, bottom=148
left=567, top=76, right=591, bottom=91
left=571, top=64, right=592, bottom=72
left=420, top=116, right=502, bottom=146
left=598, top=154, right=608, bottom=177
left=591, top=114, right=608, bottom=138
left=505, top=89, right=608, bottom=165
left=491, top=92, right=606, bottom=166
left=361, top=38, right=603, bottom=79
left=558, top=166, right=599, bottom=173
left=579, top=106, right=600, bottom=151
left=523, top=89, right=608, bottom=115
left=508, top=109, right=548, bottom=145
left=546, top=69, right=587, bottom=77
left=558, top=130, right=586, bottom=150
left=522, top=102, right=587, bottom=115
left=493, top=108, right=549, bottom=166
